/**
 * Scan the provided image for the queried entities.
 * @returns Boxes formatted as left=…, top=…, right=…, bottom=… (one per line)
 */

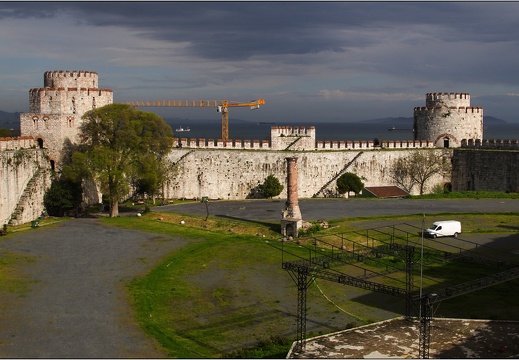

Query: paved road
left=1, top=198, right=518, bottom=358
left=155, top=198, right=519, bottom=221
left=0, top=218, right=187, bottom=358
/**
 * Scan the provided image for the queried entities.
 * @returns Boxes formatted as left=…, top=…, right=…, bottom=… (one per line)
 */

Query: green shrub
left=336, top=172, right=364, bottom=195
left=260, top=175, right=284, bottom=199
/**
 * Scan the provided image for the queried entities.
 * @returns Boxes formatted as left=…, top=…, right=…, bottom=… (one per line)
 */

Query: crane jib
left=126, top=99, right=266, bottom=141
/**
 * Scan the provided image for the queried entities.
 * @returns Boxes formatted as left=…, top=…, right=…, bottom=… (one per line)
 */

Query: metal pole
left=418, top=214, right=426, bottom=358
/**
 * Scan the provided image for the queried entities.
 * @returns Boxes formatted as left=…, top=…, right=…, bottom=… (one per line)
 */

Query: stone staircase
left=9, top=168, right=46, bottom=226
left=173, top=150, right=195, bottom=165
left=284, top=136, right=303, bottom=151
left=312, top=151, right=364, bottom=198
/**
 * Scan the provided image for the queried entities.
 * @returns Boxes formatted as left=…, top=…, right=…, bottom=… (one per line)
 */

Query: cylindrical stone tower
left=414, top=93, right=483, bottom=148
left=20, top=70, right=113, bottom=167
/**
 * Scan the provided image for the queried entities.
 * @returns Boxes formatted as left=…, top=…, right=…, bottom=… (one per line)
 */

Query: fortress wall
left=461, top=139, right=519, bottom=149
left=0, top=146, right=50, bottom=226
left=452, top=149, right=519, bottom=193
left=172, top=137, right=434, bottom=151
left=164, top=148, right=452, bottom=200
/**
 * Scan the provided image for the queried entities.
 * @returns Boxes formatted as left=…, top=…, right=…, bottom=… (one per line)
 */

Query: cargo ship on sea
left=175, top=126, right=190, bottom=132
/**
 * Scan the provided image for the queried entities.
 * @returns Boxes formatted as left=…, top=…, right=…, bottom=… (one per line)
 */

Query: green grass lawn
left=102, top=209, right=519, bottom=358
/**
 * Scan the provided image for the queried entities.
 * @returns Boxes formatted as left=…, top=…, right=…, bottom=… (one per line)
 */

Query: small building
left=361, top=186, right=410, bottom=198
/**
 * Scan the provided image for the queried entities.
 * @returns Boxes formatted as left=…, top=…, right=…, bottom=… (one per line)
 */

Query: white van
left=426, top=220, right=461, bottom=238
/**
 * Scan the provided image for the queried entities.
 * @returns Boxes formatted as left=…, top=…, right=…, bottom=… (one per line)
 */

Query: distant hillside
left=484, top=116, right=507, bottom=124
left=360, top=117, right=413, bottom=124
left=359, top=116, right=507, bottom=124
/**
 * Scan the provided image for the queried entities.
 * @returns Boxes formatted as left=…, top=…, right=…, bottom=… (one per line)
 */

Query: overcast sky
left=1, top=1, right=519, bottom=123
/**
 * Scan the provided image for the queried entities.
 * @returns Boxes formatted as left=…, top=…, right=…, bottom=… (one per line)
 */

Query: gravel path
left=158, top=198, right=519, bottom=221
left=0, top=218, right=188, bottom=358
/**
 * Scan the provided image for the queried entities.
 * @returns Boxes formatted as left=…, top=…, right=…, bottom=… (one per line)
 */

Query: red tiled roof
left=363, top=186, right=409, bottom=198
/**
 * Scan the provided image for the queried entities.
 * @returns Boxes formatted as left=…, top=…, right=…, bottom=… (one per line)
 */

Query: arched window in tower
left=50, top=160, right=55, bottom=172
left=37, top=138, right=44, bottom=149
left=443, top=137, right=450, bottom=148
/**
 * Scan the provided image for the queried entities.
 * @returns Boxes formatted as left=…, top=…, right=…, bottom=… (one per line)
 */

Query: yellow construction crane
left=126, top=99, right=265, bottom=141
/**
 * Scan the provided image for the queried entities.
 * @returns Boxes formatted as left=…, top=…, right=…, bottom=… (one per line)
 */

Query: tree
left=132, top=153, right=175, bottom=204
left=65, top=104, right=174, bottom=217
left=390, top=151, right=451, bottom=195
left=336, top=172, right=364, bottom=196
left=260, top=175, right=284, bottom=199
left=44, top=178, right=82, bottom=217
left=390, top=157, right=416, bottom=194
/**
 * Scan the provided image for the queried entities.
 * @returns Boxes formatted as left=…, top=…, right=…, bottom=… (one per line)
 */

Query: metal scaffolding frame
left=276, top=223, right=519, bottom=358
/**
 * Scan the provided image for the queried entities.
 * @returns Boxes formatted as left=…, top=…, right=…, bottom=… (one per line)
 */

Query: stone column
left=285, top=157, right=302, bottom=219
left=281, top=157, right=303, bottom=237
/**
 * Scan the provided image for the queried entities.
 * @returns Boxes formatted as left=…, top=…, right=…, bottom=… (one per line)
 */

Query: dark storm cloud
left=1, top=2, right=519, bottom=120
left=3, top=2, right=518, bottom=61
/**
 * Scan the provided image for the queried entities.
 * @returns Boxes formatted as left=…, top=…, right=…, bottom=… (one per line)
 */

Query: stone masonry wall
left=451, top=149, right=519, bottom=193
left=164, top=148, right=452, bottom=200
left=0, top=138, right=51, bottom=226
left=20, top=113, right=81, bottom=164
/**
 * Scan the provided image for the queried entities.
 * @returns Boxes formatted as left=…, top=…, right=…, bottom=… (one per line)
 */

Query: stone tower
left=20, top=70, right=113, bottom=168
left=414, top=93, right=483, bottom=148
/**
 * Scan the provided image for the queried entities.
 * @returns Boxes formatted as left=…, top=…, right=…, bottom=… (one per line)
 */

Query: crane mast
left=127, top=99, right=265, bottom=141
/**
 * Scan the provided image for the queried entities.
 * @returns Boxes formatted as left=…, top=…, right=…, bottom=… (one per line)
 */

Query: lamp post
left=201, top=196, right=209, bottom=221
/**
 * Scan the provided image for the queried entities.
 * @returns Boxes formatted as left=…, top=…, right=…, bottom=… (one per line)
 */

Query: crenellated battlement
left=172, top=136, right=435, bottom=151
left=270, top=125, right=316, bottom=137
left=0, top=136, right=36, bottom=151
left=461, top=138, right=519, bottom=149
left=270, top=125, right=317, bottom=150
left=426, top=92, right=471, bottom=108
left=30, top=87, right=113, bottom=96
left=44, top=70, right=98, bottom=89
left=414, top=106, right=483, bottom=114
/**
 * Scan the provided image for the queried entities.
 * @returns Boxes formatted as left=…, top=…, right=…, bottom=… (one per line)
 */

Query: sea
left=166, top=120, right=519, bottom=142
